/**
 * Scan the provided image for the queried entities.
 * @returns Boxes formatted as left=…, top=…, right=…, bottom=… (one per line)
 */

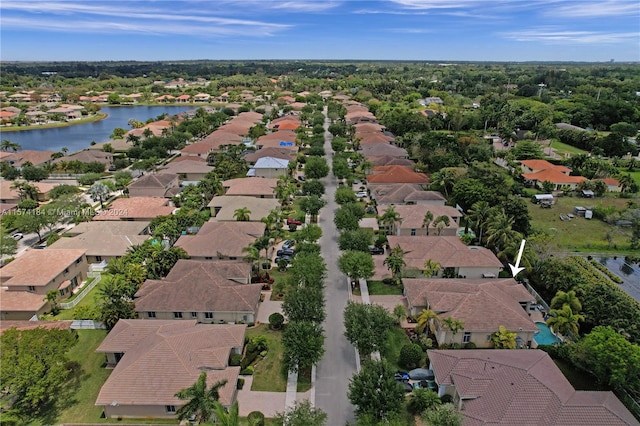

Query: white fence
left=59, top=273, right=102, bottom=310
left=523, top=280, right=551, bottom=312
left=70, top=320, right=106, bottom=329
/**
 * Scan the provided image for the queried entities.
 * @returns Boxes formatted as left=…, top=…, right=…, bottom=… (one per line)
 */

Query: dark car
left=369, top=245, right=384, bottom=255
left=287, top=218, right=303, bottom=226
left=398, top=381, right=413, bottom=393
left=274, top=256, right=292, bottom=264
left=394, top=371, right=410, bottom=382
left=276, top=249, right=295, bottom=257
left=409, top=368, right=435, bottom=381
left=282, top=240, right=295, bottom=250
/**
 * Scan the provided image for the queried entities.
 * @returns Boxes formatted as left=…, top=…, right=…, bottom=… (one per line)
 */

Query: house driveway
left=236, top=374, right=313, bottom=417
left=256, top=291, right=283, bottom=324
left=351, top=294, right=407, bottom=314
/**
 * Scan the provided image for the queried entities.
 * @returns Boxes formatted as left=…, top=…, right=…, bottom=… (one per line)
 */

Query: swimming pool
left=534, top=322, right=561, bottom=345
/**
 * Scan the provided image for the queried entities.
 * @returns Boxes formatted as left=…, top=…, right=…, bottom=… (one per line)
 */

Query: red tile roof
left=93, top=197, right=174, bottom=221
left=1, top=249, right=86, bottom=287
left=367, top=165, right=428, bottom=184
left=522, top=168, right=586, bottom=184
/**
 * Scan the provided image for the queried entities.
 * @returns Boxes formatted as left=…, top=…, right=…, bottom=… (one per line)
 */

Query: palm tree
left=175, top=372, right=228, bottom=424
left=550, top=290, right=582, bottom=313
left=242, top=245, right=260, bottom=273
left=383, top=245, right=406, bottom=285
left=619, top=173, right=635, bottom=193
left=379, top=206, right=402, bottom=236
left=467, top=201, right=492, bottom=245
left=233, top=207, right=251, bottom=222
left=1, top=139, right=21, bottom=152
left=416, top=309, right=440, bottom=335
left=486, top=210, right=519, bottom=252
left=422, top=210, right=434, bottom=236
left=212, top=401, right=239, bottom=426
left=433, top=215, right=451, bottom=236
left=546, top=305, right=584, bottom=339
left=423, top=259, right=442, bottom=277
left=441, top=317, right=465, bottom=345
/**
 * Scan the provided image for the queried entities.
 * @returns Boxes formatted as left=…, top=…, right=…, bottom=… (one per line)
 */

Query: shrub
left=241, top=351, right=259, bottom=369
left=237, top=378, right=245, bottom=390
left=46, top=232, right=61, bottom=246
left=240, top=366, right=254, bottom=376
left=464, top=342, right=477, bottom=349
left=77, top=173, right=102, bottom=186
left=247, top=411, right=265, bottom=426
left=229, top=353, right=242, bottom=366
left=440, top=394, right=453, bottom=404
left=399, top=343, right=423, bottom=369
left=269, top=312, right=285, bottom=330
left=17, top=199, right=38, bottom=210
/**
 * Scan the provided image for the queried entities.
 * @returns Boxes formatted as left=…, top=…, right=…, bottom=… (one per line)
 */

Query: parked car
left=282, top=240, right=295, bottom=250
left=409, top=368, right=435, bottom=381
left=356, top=191, right=368, bottom=198
left=398, top=381, right=413, bottom=393
left=287, top=218, right=303, bottom=226
left=276, top=249, right=295, bottom=257
left=274, top=256, right=292, bottom=264
left=394, top=371, right=410, bottom=382
left=369, top=245, right=384, bottom=255
left=11, top=232, right=23, bottom=241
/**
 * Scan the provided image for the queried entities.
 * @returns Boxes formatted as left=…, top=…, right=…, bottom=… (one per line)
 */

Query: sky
left=1, top=0, right=639, bottom=62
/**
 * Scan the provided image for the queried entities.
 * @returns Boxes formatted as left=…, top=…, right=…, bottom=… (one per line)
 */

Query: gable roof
left=403, top=278, right=536, bottom=331
left=0, top=180, right=60, bottom=201
left=49, top=222, right=149, bottom=257
left=134, top=260, right=259, bottom=313
left=175, top=220, right=265, bottom=258
left=361, top=144, right=408, bottom=159
left=244, top=147, right=297, bottom=163
left=1, top=249, right=86, bottom=287
left=379, top=204, right=461, bottom=230
left=256, top=130, right=298, bottom=149
left=223, top=177, right=278, bottom=196
left=368, top=155, right=415, bottom=167
left=207, top=196, right=280, bottom=222
left=522, top=168, right=586, bottom=184
left=0, top=288, right=47, bottom=314
left=387, top=236, right=502, bottom=270
left=369, top=184, right=445, bottom=205
left=253, top=156, right=289, bottom=169
left=428, top=349, right=637, bottom=426
left=93, top=197, right=174, bottom=221
left=520, top=159, right=572, bottom=174
left=128, top=173, right=178, bottom=190
left=367, top=165, right=428, bottom=184
left=158, top=159, right=214, bottom=175
left=96, top=320, right=244, bottom=407
left=2, top=150, right=56, bottom=167
left=359, top=132, right=395, bottom=145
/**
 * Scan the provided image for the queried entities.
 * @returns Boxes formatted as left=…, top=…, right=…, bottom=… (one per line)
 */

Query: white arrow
left=508, top=239, right=527, bottom=278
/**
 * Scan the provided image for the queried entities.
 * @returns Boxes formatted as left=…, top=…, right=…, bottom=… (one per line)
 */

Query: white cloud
left=270, top=1, right=342, bottom=12
left=548, top=0, right=640, bottom=17
left=501, top=27, right=639, bottom=44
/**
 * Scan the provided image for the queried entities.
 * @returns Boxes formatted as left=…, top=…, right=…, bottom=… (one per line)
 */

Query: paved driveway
left=256, top=291, right=283, bottom=324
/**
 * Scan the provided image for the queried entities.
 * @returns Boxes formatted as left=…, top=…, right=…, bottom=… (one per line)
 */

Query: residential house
left=404, top=278, right=537, bottom=348
left=176, top=94, right=191, bottom=102
left=222, top=177, right=278, bottom=198
left=96, top=320, right=244, bottom=419
left=427, top=349, right=637, bottom=425
left=361, top=144, right=409, bottom=159
left=247, top=157, right=289, bottom=178
left=157, top=159, right=214, bottom=181
left=520, top=159, right=586, bottom=190
left=368, top=155, right=415, bottom=167
left=0, top=181, right=59, bottom=203
left=135, top=260, right=260, bottom=323
left=369, top=184, right=446, bottom=206
left=359, top=133, right=396, bottom=145
left=207, top=196, right=280, bottom=222
left=47, top=105, right=84, bottom=120
left=1, top=150, right=56, bottom=169
left=49, top=221, right=149, bottom=264
left=256, top=130, right=298, bottom=150
left=367, top=165, right=428, bottom=185
left=0, top=249, right=88, bottom=319
left=53, top=149, right=114, bottom=168
left=93, top=197, right=175, bottom=221
left=127, top=173, right=181, bottom=198
left=386, top=236, right=503, bottom=279
left=378, top=204, right=461, bottom=236
left=0, top=320, right=73, bottom=335
left=268, top=118, right=300, bottom=131
left=175, top=221, right=265, bottom=260
left=193, top=93, right=211, bottom=102
left=244, top=147, right=297, bottom=164
left=598, top=177, right=622, bottom=193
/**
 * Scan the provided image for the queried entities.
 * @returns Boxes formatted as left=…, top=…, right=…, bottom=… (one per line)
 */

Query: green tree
left=551, top=290, right=582, bottom=313
left=1, top=139, right=21, bottom=152
left=486, top=210, right=520, bottom=252
left=282, top=321, right=325, bottom=372
left=302, top=179, right=325, bottom=197
left=334, top=203, right=365, bottom=231
left=274, top=400, right=327, bottom=426
left=290, top=252, right=326, bottom=288
left=343, top=302, right=395, bottom=357
left=14, top=209, right=47, bottom=241
left=268, top=312, right=285, bottom=330
left=422, top=210, right=434, bottom=236
left=570, top=326, right=640, bottom=392
left=399, top=343, right=423, bottom=369
left=296, top=224, right=323, bottom=243
left=88, top=182, right=110, bottom=208
left=407, top=389, right=441, bottom=415
left=392, top=304, right=406, bottom=325
left=441, top=317, right=465, bottom=345
left=212, top=401, right=239, bottom=426
left=423, top=259, right=442, bottom=278
left=45, top=289, right=60, bottom=315
left=304, top=156, right=329, bottom=179
left=0, top=225, right=18, bottom=257
left=383, top=245, right=406, bottom=285
left=335, top=186, right=358, bottom=204
left=546, top=305, right=584, bottom=339
left=433, top=215, right=451, bottom=236
left=175, top=372, right=228, bottom=424
left=20, top=164, right=49, bottom=182
left=378, top=206, right=402, bottom=235
left=0, top=327, right=78, bottom=416
left=338, top=229, right=373, bottom=252
left=416, top=309, right=440, bottom=335
left=338, top=250, right=375, bottom=283
left=299, top=195, right=326, bottom=222
left=282, top=286, right=325, bottom=323
left=491, top=325, right=518, bottom=349
left=421, top=403, right=463, bottom=426
left=233, top=207, right=251, bottom=221
left=348, top=359, right=405, bottom=420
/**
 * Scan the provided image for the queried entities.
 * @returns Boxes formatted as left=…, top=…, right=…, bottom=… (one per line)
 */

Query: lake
left=1, top=105, right=192, bottom=154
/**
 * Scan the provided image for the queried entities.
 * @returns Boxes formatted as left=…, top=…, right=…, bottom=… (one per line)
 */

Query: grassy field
left=355, top=280, right=404, bottom=296
left=617, top=167, right=640, bottom=187
left=245, top=325, right=288, bottom=392
left=528, top=195, right=633, bottom=251
left=549, top=140, right=588, bottom=157
left=1, top=113, right=108, bottom=132
left=381, top=327, right=412, bottom=372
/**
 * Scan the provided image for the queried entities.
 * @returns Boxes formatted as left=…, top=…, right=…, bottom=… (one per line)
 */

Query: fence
left=522, top=280, right=551, bottom=312
left=70, top=320, right=105, bottom=330
left=59, top=273, right=102, bottom=310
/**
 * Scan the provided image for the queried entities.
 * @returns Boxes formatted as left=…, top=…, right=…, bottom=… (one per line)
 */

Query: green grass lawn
left=549, top=140, right=588, bottom=157
left=528, top=196, right=632, bottom=251
left=268, top=269, right=291, bottom=301
left=361, top=280, right=404, bottom=296
left=381, top=327, right=412, bottom=372
left=616, top=167, right=640, bottom=187
left=245, top=325, right=288, bottom=392
left=54, top=274, right=108, bottom=320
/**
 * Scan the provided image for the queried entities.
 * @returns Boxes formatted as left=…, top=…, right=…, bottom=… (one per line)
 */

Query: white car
left=356, top=191, right=368, bottom=198
left=11, top=232, right=23, bottom=241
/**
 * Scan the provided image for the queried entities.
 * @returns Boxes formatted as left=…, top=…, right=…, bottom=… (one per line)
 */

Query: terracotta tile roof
left=369, top=183, right=444, bottom=205
left=403, top=278, right=537, bottom=332
left=361, top=144, right=408, bottom=159
left=244, top=147, right=297, bottom=163
left=387, top=236, right=502, bottom=269
left=379, top=204, right=461, bottom=230
left=368, top=156, right=415, bottom=167
left=96, top=320, right=244, bottom=407
left=367, top=165, right=428, bottom=184
left=0, top=288, right=47, bottom=313
left=93, top=197, right=174, bottom=221
left=158, top=159, right=214, bottom=175
left=181, top=140, right=217, bottom=155
left=49, top=222, right=149, bottom=257
left=256, top=131, right=298, bottom=150
left=599, top=177, right=620, bottom=186
left=358, top=133, right=395, bottom=145
left=0, top=320, right=73, bottom=334
left=428, top=349, right=637, bottom=426
left=171, top=155, right=206, bottom=163
left=520, top=159, right=570, bottom=173
left=128, top=173, right=178, bottom=190
left=269, top=119, right=300, bottom=130
left=2, top=150, right=56, bottom=167
left=175, top=220, right=265, bottom=258
left=223, top=177, right=278, bottom=196
left=522, top=168, right=586, bottom=184
left=53, top=150, right=113, bottom=165
left=354, top=122, right=385, bottom=133
left=1, top=249, right=86, bottom=287
left=207, top=196, right=280, bottom=222
left=134, top=260, right=259, bottom=313
left=0, top=180, right=60, bottom=201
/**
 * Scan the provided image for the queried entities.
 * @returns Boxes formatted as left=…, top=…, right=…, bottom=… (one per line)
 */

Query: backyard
left=53, top=274, right=107, bottom=320
left=528, top=195, right=633, bottom=252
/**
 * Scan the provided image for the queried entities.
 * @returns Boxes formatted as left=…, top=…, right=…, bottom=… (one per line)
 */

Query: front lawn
left=245, top=325, right=287, bottom=392
left=354, top=280, right=404, bottom=296
left=549, top=140, right=588, bottom=157
left=528, top=196, right=632, bottom=251
left=381, top=327, right=413, bottom=372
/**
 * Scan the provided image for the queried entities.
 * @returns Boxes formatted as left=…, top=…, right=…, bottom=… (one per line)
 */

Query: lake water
left=597, top=257, right=640, bottom=302
left=0, top=105, right=192, bottom=153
